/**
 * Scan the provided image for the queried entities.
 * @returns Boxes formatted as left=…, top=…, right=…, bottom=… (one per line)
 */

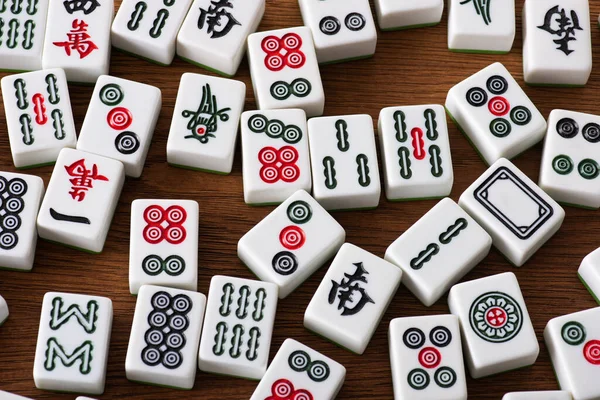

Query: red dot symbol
left=418, top=347, right=441, bottom=369
left=197, top=127, right=206, bottom=135
left=279, top=225, right=305, bottom=250
left=485, top=307, right=508, bottom=328
left=488, top=96, right=510, bottom=117
left=584, top=340, right=600, bottom=365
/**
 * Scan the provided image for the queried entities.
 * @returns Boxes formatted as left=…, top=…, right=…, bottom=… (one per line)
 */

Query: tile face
left=385, top=198, right=492, bottom=307
left=539, top=110, right=600, bottom=209
left=111, top=0, right=193, bottom=65
left=0, top=0, right=49, bottom=71
left=378, top=105, right=453, bottom=201
left=0, top=391, right=34, bottom=400
left=523, top=0, right=591, bottom=86
left=247, top=26, right=325, bottom=117
left=373, top=0, right=443, bottom=30
left=33, top=292, right=113, bottom=394
left=36, top=148, right=125, bottom=253
left=77, top=75, right=161, bottom=177
left=238, top=190, right=345, bottom=299
left=42, top=0, right=113, bottom=83
left=448, top=272, right=539, bottom=379
left=198, top=275, right=278, bottom=380
left=129, top=200, right=199, bottom=295
left=459, top=158, right=565, bottom=267
left=0, top=172, right=44, bottom=271
left=298, top=0, right=377, bottom=64
left=241, top=109, right=311, bottom=205
left=308, top=114, right=381, bottom=210
left=448, top=0, right=515, bottom=53
left=445, top=62, right=547, bottom=165
left=578, top=248, right=600, bottom=304
left=1, top=69, right=77, bottom=168
left=545, top=307, right=600, bottom=400
left=304, top=243, right=402, bottom=354
left=177, top=0, right=265, bottom=76
left=166, top=73, right=246, bottom=174
left=502, top=391, right=572, bottom=400
left=249, top=339, right=346, bottom=400
left=0, top=295, right=8, bottom=326
left=126, top=285, right=206, bottom=390
left=389, top=315, right=467, bottom=400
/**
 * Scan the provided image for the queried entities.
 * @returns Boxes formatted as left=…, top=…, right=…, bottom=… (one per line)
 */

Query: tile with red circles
left=445, top=62, right=546, bottom=165
left=241, top=109, right=311, bottom=206
left=77, top=75, right=162, bottom=177
left=389, top=315, right=467, bottom=400
left=247, top=26, right=325, bottom=117
left=545, top=307, right=600, bottom=400
left=129, top=199, right=199, bottom=295
left=250, top=338, right=346, bottom=400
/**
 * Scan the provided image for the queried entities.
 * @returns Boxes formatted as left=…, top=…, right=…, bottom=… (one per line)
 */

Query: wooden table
left=1, top=1, right=599, bottom=399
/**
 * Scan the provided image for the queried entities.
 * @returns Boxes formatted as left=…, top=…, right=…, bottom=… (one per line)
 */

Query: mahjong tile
left=241, top=109, right=311, bottom=205
left=502, top=391, right=572, bottom=400
left=459, top=158, right=565, bottom=267
left=77, top=75, right=162, bottom=177
left=448, top=272, right=539, bottom=378
left=389, top=315, right=467, bottom=399
left=448, top=0, right=515, bottom=53
left=198, top=275, right=278, bottom=380
left=249, top=339, right=346, bottom=400
left=298, top=0, right=377, bottom=64
left=1, top=69, right=77, bottom=168
left=0, top=391, right=33, bottom=400
left=177, top=0, right=265, bottom=76
left=247, top=26, right=325, bottom=117
left=33, top=292, right=113, bottom=394
left=373, top=0, right=443, bottom=31
left=579, top=248, right=600, bottom=304
left=304, top=243, right=402, bottom=354
left=36, top=148, right=125, bottom=253
left=523, top=0, right=592, bottom=86
left=0, top=0, right=49, bottom=71
left=0, top=294, right=8, bottom=326
left=544, top=307, right=600, bottom=400
left=385, top=198, right=492, bottom=307
left=238, top=190, right=345, bottom=299
left=378, top=104, right=453, bottom=201
left=308, top=114, right=381, bottom=211
left=166, top=73, right=246, bottom=174
left=42, top=0, right=113, bottom=83
left=111, top=0, right=193, bottom=65
left=539, top=110, right=600, bottom=209
left=445, top=62, right=547, bottom=165
left=126, top=285, right=206, bottom=390
left=76, top=398, right=98, bottom=400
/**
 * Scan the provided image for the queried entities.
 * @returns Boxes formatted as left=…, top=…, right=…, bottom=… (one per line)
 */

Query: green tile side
left=15, top=161, right=56, bottom=170
left=471, top=362, right=536, bottom=379
left=578, top=273, right=600, bottom=305
left=41, top=238, right=101, bottom=255
left=380, top=22, right=440, bottom=32
left=113, top=47, right=171, bottom=67
left=177, top=56, right=235, bottom=78
left=386, top=195, right=446, bottom=203
left=319, top=54, right=374, bottom=66
left=448, top=48, right=510, bottom=55
left=557, top=201, right=597, bottom=211
left=0, top=266, right=32, bottom=272
left=128, top=379, right=192, bottom=390
left=168, top=163, right=230, bottom=176
left=525, top=82, right=586, bottom=88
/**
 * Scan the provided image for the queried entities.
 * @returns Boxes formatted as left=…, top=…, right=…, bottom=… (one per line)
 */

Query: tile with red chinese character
left=249, top=338, right=346, bottom=400
left=241, top=109, right=311, bottom=205
left=42, top=0, right=113, bottom=84
left=36, top=148, right=125, bottom=253
left=77, top=75, right=161, bottom=177
left=129, top=199, right=199, bottom=295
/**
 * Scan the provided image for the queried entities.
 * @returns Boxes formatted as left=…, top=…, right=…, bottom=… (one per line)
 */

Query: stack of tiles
left=33, top=292, right=113, bottom=394
left=177, top=0, right=266, bottom=76
left=373, top=0, right=443, bottom=31
left=250, top=339, right=346, bottom=400
left=1, top=69, right=77, bottom=169
left=198, top=275, right=278, bottom=380
left=111, top=0, right=193, bottom=66
left=502, top=392, right=572, bottom=400
left=238, top=190, right=345, bottom=298
left=0, top=295, right=8, bottom=326
left=578, top=248, right=600, bottom=304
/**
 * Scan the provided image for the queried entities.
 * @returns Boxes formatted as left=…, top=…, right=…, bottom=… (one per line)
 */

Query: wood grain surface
left=1, top=1, right=599, bottom=399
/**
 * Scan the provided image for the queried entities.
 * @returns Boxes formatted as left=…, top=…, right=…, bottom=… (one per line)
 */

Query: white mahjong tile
left=238, top=190, right=345, bottom=299
left=378, top=104, right=453, bottom=201
left=1, top=69, right=77, bottom=168
left=198, top=275, right=278, bottom=380
left=579, top=248, right=600, bottom=304
left=249, top=339, right=346, bottom=400
left=36, top=148, right=125, bottom=253
left=177, top=0, right=265, bottom=76
left=459, top=158, right=565, bottom=267
left=308, top=114, right=381, bottom=211
left=77, top=75, right=161, bottom=177
left=502, top=391, right=572, bottom=400
left=373, top=0, right=443, bottom=31
left=0, top=294, right=8, bottom=326
left=166, top=73, right=246, bottom=174
left=304, top=243, right=402, bottom=354
left=0, top=391, right=34, bottom=400
left=385, top=198, right=492, bottom=307
left=448, top=272, right=539, bottom=379
left=445, top=62, right=547, bottom=165
left=247, top=26, right=325, bottom=117
left=33, top=292, right=113, bottom=394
